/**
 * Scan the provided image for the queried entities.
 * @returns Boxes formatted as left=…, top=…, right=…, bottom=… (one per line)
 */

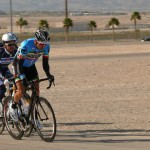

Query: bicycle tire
left=33, top=97, right=56, bottom=142
left=4, top=97, right=24, bottom=140
left=0, top=96, right=11, bottom=134
left=0, top=116, right=5, bottom=134
left=23, top=122, right=33, bottom=137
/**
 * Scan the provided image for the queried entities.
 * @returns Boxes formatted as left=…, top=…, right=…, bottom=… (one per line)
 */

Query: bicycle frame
left=20, top=78, right=52, bottom=126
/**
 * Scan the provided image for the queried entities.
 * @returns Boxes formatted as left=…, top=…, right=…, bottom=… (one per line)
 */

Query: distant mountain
left=0, top=0, right=150, bottom=12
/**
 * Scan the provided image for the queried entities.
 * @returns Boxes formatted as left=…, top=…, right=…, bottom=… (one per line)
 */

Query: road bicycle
left=0, top=77, right=17, bottom=134
left=0, top=93, right=36, bottom=137
left=0, top=78, right=34, bottom=136
left=3, top=77, right=56, bottom=142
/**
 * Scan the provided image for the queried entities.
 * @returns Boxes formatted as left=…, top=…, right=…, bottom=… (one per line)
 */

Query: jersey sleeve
left=13, top=42, right=27, bottom=76
left=17, top=47, right=27, bottom=59
left=42, top=45, right=50, bottom=76
left=43, top=44, right=50, bottom=58
left=17, top=41, right=28, bottom=59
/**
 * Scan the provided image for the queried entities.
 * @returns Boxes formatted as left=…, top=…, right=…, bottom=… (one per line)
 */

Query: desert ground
left=47, top=41, right=150, bottom=132
left=1, top=41, right=150, bottom=149
left=0, top=12, right=150, bottom=33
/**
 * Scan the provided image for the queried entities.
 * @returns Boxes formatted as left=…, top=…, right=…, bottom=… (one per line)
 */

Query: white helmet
left=2, top=32, right=17, bottom=43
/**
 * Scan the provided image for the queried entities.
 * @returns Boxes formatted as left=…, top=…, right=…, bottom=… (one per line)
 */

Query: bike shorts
left=15, top=65, right=39, bottom=83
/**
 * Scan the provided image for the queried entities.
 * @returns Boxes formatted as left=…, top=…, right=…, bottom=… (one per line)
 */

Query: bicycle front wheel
left=33, top=97, right=56, bottom=142
left=4, top=97, right=24, bottom=140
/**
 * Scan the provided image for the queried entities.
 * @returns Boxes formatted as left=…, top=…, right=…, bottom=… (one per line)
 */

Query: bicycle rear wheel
left=0, top=115, right=5, bottom=134
left=33, top=97, right=56, bottom=142
left=23, top=120, right=34, bottom=137
left=0, top=102, right=5, bottom=134
left=4, top=97, right=24, bottom=140
left=0, top=96, right=10, bottom=134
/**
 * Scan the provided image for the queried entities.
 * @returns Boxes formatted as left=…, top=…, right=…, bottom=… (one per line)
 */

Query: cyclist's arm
left=17, top=59, right=25, bottom=76
left=42, top=55, right=51, bottom=77
left=0, top=66, right=12, bottom=79
left=12, top=46, right=26, bottom=77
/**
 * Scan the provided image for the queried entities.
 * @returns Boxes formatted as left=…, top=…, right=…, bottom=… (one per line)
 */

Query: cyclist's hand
left=49, top=74, right=54, bottom=82
left=4, top=79, right=10, bottom=89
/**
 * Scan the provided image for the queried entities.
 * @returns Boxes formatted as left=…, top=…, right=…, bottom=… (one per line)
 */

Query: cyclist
left=0, top=32, right=18, bottom=115
left=10, top=29, right=54, bottom=122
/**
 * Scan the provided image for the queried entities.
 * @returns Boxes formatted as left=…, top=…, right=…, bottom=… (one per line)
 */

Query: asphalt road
left=1, top=129, right=150, bottom=150
left=2, top=50, right=150, bottom=150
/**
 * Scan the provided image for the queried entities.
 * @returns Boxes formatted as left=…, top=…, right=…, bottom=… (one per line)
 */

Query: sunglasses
left=37, top=41, right=47, bottom=46
left=38, top=43, right=46, bottom=46
left=5, top=43, right=15, bottom=47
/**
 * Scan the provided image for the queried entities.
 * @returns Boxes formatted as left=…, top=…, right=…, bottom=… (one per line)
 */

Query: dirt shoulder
left=51, top=41, right=150, bottom=58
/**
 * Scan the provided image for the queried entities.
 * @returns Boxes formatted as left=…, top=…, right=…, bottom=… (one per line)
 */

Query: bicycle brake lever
left=52, top=81, right=55, bottom=86
left=47, top=80, right=55, bottom=89
left=47, top=81, right=52, bottom=89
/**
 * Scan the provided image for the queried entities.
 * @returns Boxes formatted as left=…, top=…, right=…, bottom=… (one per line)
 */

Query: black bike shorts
left=15, top=65, right=39, bottom=82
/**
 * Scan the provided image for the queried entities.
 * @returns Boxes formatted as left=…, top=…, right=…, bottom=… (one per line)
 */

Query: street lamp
left=65, top=0, right=68, bottom=18
left=10, top=0, right=13, bottom=32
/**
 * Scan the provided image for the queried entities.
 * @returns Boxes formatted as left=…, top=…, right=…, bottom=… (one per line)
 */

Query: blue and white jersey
left=0, top=46, right=17, bottom=79
left=16, top=38, right=50, bottom=67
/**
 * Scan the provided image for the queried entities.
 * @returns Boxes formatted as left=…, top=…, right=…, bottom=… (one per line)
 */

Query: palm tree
left=38, top=20, right=49, bottom=30
left=130, top=11, right=141, bottom=39
left=108, top=17, right=120, bottom=41
left=63, top=18, right=73, bottom=42
left=88, top=21, right=97, bottom=41
left=16, top=17, right=28, bottom=39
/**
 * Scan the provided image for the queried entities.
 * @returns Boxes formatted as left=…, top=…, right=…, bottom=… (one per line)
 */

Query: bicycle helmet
left=35, top=29, right=50, bottom=44
left=2, top=32, right=17, bottom=44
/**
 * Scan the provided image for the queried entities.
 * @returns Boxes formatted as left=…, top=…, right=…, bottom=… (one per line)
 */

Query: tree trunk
left=20, top=26, right=22, bottom=41
left=134, top=19, right=138, bottom=40
left=91, top=29, right=93, bottom=42
left=112, top=25, right=115, bottom=41
left=65, top=27, right=69, bottom=43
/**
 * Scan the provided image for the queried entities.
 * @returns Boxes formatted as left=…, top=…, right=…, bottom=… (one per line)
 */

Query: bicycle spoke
left=4, top=97, right=24, bottom=140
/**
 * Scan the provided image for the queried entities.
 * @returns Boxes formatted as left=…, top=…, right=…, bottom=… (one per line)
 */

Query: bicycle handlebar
left=27, top=77, right=55, bottom=89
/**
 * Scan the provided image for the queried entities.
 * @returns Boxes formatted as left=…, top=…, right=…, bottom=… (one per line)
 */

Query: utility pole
left=65, top=0, right=68, bottom=18
left=10, top=0, right=13, bottom=32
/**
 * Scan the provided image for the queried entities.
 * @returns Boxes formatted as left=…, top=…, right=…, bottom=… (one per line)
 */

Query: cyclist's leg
left=9, top=80, right=24, bottom=122
left=14, top=80, right=24, bottom=103
left=23, top=65, right=39, bottom=95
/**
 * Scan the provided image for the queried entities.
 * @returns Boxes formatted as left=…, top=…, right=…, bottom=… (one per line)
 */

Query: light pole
left=65, top=0, right=68, bottom=18
left=10, top=0, right=13, bottom=32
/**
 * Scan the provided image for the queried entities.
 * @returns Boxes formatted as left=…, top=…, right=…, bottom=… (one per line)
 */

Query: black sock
left=11, top=101, right=17, bottom=109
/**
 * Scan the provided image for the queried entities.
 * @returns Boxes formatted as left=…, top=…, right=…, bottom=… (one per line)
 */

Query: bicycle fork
left=34, top=100, right=49, bottom=122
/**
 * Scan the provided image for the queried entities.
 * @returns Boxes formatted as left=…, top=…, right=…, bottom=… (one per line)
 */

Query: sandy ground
left=2, top=41, right=150, bottom=149
left=36, top=41, right=150, bottom=133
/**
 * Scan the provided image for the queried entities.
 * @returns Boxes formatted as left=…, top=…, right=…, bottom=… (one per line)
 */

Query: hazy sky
left=0, top=0, right=150, bottom=12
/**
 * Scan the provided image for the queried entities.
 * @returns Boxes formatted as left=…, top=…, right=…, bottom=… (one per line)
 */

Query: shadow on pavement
left=55, top=122, right=150, bottom=143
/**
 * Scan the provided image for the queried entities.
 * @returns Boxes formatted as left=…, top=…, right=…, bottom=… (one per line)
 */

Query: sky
left=0, top=0, right=150, bottom=12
